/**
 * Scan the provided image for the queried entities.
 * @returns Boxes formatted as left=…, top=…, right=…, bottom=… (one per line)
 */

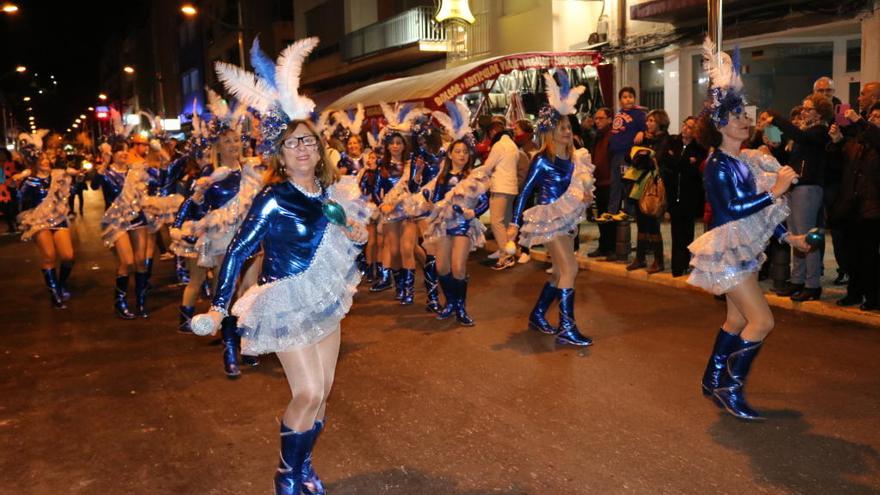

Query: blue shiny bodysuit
left=704, top=151, right=786, bottom=237
left=339, top=153, right=365, bottom=175
left=91, top=167, right=127, bottom=209
left=202, top=170, right=241, bottom=211
left=431, top=171, right=489, bottom=236
left=212, top=182, right=329, bottom=310
left=407, top=150, right=443, bottom=193
left=512, top=155, right=574, bottom=226
left=358, top=169, right=380, bottom=204
left=18, top=174, right=69, bottom=229
left=160, top=156, right=189, bottom=197
left=373, top=159, right=406, bottom=203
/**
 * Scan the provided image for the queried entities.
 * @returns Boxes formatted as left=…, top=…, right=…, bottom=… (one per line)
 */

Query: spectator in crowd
left=599, top=87, right=645, bottom=222
left=664, top=116, right=707, bottom=277
left=856, top=82, right=880, bottom=118
left=626, top=109, right=669, bottom=273
left=0, top=149, right=19, bottom=234
left=513, top=119, right=537, bottom=264
left=830, top=95, right=880, bottom=311
left=475, top=116, right=506, bottom=164
left=579, top=113, right=596, bottom=150
left=587, top=107, right=615, bottom=259
left=486, top=118, right=520, bottom=270
left=816, top=77, right=850, bottom=285
left=768, top=94, right=834, bottom=301
left=813, top=77, right=842, bottom=108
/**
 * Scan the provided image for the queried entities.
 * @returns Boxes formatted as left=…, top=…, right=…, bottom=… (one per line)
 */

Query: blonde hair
left=265, top=119, right=340, bottom=187
left=537, top=127, right=575, bottom=162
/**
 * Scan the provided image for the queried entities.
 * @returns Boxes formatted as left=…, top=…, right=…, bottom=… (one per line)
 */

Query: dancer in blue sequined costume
left=690, top=39, right=810, bottom=421
left=511, top=70, right=596, bottom=347
left=197, top=37, right=369, bottom=495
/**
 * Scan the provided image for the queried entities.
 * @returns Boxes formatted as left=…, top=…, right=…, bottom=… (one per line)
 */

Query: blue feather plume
left=557, top=70, right=571, bottom=99
left=444, top=101, right=464, bottom=133
left=347, top=108, right=356, bottom=122
left=732, top=46, right=741, bottom=78
left=250, top=36, right=277, bottom=88
left=397, top=103, right=412, bottom=123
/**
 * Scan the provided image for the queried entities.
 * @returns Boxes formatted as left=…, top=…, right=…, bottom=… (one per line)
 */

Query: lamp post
left=1, top=3, right=19, bottom=14
left=123, top=66, right=139, bottom=113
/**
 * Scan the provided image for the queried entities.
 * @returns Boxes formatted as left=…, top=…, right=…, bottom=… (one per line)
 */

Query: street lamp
left=2, top=3, right=19, bottom=14
left=180, top=1, right=246, bottom=69
left=79, top=114, right=86, bottom=119
left=98, top=93, right=108, bottom=101
left=123, top=66, right=135, bottom=74
left=22, top=96, right=30, bottom=102
left=15, top=65, right=26, bottom=73
left=87, top=107, right=94, bottom=111
left=180, top=3, right=197, bottom=16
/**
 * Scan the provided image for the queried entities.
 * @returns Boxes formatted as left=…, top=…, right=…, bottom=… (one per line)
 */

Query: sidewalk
left=489, top=221, right=880, bottom=328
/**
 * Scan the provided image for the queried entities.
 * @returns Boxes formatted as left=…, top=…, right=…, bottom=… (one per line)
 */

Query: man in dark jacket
left=830, top=101, right=880, bottom=311
left=588, top=107, right=615, bottom=259
left=663, top=116, right=707, bottom=277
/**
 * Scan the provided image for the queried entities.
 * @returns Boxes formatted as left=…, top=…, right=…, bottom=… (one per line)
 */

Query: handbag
left=639, top=170, right=667, bottom=217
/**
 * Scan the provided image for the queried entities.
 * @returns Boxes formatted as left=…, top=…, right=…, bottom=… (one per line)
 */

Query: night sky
left=0, top=0, right=148, bottom=132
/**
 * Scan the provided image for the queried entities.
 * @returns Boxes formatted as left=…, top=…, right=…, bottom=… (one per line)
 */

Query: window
left=846, top=38, right=861, bottom=73
left=639, top=58, right=664, bottom=111
left=181, top=68, right=201, bottom=96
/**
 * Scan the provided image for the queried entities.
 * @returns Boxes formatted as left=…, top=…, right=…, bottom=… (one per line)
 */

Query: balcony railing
left=341, top=6, right=448, bottom=61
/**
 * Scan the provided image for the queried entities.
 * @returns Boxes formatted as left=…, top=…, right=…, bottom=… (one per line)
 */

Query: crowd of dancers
left=8, top=35, right=816, bottom=494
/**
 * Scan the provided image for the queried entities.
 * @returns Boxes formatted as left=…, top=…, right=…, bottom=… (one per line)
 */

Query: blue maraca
left=322, top=200, right=351, bottom=230
left=805, top=228, right=824, bottom=247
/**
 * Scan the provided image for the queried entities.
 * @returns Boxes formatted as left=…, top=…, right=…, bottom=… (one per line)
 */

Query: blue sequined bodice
left=19, top=175, right=50, bottom=211
left=512, top=155, right=574, bottom=226
left=340, top=153, right=365, bottom=175
left=375, top=159, right=406, bottom=201
left=212, top=181, right=329, bottom=310
left=704, top=151, right=774, bottom=229
left=93, top=168, right=127, bottom=208
left=203, top=170, right=241, bottom=211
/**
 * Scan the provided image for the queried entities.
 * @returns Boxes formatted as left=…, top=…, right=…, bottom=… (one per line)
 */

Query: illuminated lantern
left=434, top=0, right=475, bottom=24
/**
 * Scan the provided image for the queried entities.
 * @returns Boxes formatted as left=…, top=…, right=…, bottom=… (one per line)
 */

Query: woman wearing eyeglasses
left=197, top=120, right=368, bottom=495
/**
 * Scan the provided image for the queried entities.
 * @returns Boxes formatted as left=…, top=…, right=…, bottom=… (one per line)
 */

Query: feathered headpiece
left=701, top=37, right=746, bottom=127
left=332, top=104, right=364, bottom=142
left=537, top=69, right=585, bottom=133
left=378, top=101, right=430, bottom=144
left=431, top=100, right=474, bottom=149
left=109, top=107, right=136, bottom=144
left=215, top=37, right=319, bottom=154
left=17, top=129, right=49, bottom=163
left=366, top=119, right=382, bottom=152
left=184, top=98, right=211, bottom=158
left=138, top=109, right=165, bottom=138
left=204, top=87, right=248, bottom=141
left=312, top=109, right=335, bottom=141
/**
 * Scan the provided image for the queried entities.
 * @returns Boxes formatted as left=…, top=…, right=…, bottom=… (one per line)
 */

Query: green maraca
left=322, top=200, right=351, bottom=230
left=805, top=227, right=824, bottom=247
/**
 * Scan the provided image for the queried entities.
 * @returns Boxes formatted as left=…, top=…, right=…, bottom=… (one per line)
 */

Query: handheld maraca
left=323, top=200, right=350, bottom=230
left=805, top=228, right=824, bottom=248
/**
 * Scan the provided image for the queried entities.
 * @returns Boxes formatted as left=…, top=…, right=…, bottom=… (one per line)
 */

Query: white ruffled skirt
left=687, top=199, right=789, bottom=295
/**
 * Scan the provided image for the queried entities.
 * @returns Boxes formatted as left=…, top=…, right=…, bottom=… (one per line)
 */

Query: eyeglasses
left=282, top=135, right=319, bottom=149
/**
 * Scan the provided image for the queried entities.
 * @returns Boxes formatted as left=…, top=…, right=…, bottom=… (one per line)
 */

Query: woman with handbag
left=627, top=110, right=670, bottom=273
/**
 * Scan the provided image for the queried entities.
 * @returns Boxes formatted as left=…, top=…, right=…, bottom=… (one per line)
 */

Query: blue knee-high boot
left=275, top=422, right=319, bottom=495
left=41, top=268, right=66, bottom=309
left=701, top=329, right=740, bottom=398
left=143, top=258, right=153, bottom=291
left=454, top=277, right=475, bottom=327
left=392, top=269, right=404, bottom=300
left=220, top=316, right=241, bottom=379
left=554, top=288, right=593, bottom=346
left=713, top=337, right=765, bottom=421
left=423, top=255, right=441, bottom=313
left=134, top=271, right=150, bottom=318
left=115, top=275, right=136, bottom=320
left=300, top=420, right=325, bottom=495
left=528, top=282, right=557, bottom=334
left=369, top=263, right=392, bottom=292
left=175, top=256, right=190, bottom=285
left=58, top=261, right=74, bottom=301
left=178, top=305, right=195, bottom=333
left=436, top=273, right=456, bottom=320
left=400, top=269, right=415, bottom=305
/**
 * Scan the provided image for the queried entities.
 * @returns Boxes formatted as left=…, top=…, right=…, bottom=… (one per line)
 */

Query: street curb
left=525, top=250, right=880, bottom=328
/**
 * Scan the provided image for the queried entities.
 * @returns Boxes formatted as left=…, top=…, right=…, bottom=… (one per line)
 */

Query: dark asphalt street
left=1, top=190, right=879, bottom=494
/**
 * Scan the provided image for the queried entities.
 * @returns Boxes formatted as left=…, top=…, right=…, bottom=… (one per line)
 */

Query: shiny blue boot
left=301, top=420, right=325, bottom=495
left=424, top=256, right=441, bottom=313
left=178, top=305, right=195, bottom=333
left=554, top=288, right=593, bottom=346
left=393, top=269, right=404, bottom=300
left=58, top=261, right=74, bottom=301
left=134, top=271, right=150, bottom=318
left=528, top=282, right=557, bottom=334
left=220, top=316, right=241, bottom=379
left=400, top=269, right=415, bottom=305
left=369, top=263, right=392, bottom=292
left=114, top=275, right=136, bottom=320
left=454, top=278, right=475, bottom=327
left=713, top=338, right=765, bottom=421
left=41, top=268, right=66, bottom=309
left=143, top=258, right=154, bottom=292
left=436, top=273, right=456, bottom=320
left=175, top=256, right=190, bottom=285
left=275, top=423, right=319, bottom=495
left=701, top=329, right=740, bottom=398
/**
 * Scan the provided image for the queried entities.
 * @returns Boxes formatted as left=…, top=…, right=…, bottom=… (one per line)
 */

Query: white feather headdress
left=332, top=103, right=365, bottom=138
left=431, top=100, right=473, bottom=141
left=700, top=36, right=746, bottom=126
